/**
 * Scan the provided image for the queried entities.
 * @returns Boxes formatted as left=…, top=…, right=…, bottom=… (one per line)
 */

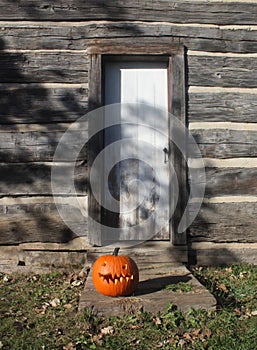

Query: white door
left=104, top=60, right=170, bottom=241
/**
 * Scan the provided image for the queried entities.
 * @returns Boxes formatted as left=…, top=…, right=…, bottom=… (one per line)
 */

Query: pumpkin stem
left=113, top=247, right=120, bottom=256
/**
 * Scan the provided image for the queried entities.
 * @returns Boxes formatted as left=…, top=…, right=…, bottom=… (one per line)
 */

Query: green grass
left=165, top=282, right=194, bottom=292
left=191, top=264, right=257, bottom=310
left=1, top=265, right=257, bottom=349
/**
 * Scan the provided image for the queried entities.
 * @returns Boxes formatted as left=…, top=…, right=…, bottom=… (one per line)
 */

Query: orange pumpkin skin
left=92, top=254, right=139, bottom=297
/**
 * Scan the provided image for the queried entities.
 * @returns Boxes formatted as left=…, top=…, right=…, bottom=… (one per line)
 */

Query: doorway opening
left=87, top=44, right=186, bottom=247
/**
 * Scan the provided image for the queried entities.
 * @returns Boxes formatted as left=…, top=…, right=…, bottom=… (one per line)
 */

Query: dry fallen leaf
left=202, top=329, right=212, bottom=339
left=92, top=334, right=103, bottom=346
left=50, top=298, right=60, bottom=307
left=234, top=308, right=241, bottom=316
left=101, top=326, right=114, bottom=335
left=217, top=283, right=228, bottom=293
left=71, top=280, right=83, bottom=287
left=192, top=329, right=201, bottom=337
left=3, top=275, right=11, bottom=282
left=183, top=332, right=192, bottom=341
left=178, top=339, right=186, bottom=347
left=153, top=316, right=162, bottom=325
left=63, top=342, right=75, bottom=350
left=226, top=267, right=233, bottom=273
left=251, top=310, right=257, bottom=316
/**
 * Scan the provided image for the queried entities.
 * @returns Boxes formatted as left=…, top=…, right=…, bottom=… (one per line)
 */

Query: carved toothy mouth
left=98, top=273, right=134, bottom=284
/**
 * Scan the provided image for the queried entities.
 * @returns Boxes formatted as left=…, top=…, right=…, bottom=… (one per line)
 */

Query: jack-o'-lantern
left=92, top=247, right=139, bottom=297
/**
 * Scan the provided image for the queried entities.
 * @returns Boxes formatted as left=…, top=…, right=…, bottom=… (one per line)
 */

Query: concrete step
left=78, top=262, right=216, bottom=316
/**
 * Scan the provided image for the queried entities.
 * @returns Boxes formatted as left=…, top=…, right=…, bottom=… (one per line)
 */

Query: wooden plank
left=200, top=167, right=257, bottom=197
left=0, top=162, right=88, bottom=195
left=189, top=55, right=257, bottom=87
left=87, top=54, right=103, bottom=246
left=191, top=129, right=257, bottom=159
left=169, top=53, right=187, bottom=245
left=190, top=201, right=257, bottom=243
left=189, top=91, right=257, bottom=123
left=88, top=42, right=183, bottom=55
left=0, top=1, right=257, bottom=25
left=0, top=201, right=87, bottom=244
left=0, top=84, right=88, bottom=124
left=3, top=23, right=257, bottom=53
left=0, top=124, right=88, bottom=162
left=0, top=52, right=88, bottom=83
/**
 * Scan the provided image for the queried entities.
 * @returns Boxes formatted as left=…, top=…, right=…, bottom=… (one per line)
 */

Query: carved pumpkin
left=92, top=247, right=139, bottom=297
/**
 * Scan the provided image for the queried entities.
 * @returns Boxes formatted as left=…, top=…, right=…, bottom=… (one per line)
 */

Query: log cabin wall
left=1, top=0, right=257, bottom=251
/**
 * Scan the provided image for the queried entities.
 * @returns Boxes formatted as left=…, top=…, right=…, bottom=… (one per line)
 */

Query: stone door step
left=79, top=263, right=216, bottom=316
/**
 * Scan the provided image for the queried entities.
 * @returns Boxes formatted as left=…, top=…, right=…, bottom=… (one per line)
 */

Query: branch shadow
left=0, top=6, right=144, bottom=245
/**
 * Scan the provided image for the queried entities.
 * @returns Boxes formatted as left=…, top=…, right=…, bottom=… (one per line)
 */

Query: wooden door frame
left=87, top=41, right=187, bottom=246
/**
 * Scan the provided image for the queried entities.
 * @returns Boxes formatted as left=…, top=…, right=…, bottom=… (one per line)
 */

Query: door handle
left=163, top=147, right=169, bottom=163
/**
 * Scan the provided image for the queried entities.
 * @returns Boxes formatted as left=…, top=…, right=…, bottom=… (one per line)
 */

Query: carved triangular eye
left=122, top=264, right=128, bottom=270
left=102, top=262, right=107, bottom=266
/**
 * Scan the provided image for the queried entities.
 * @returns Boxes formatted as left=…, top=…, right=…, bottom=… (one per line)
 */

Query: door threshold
left=86, top=241, right=188, bottom=264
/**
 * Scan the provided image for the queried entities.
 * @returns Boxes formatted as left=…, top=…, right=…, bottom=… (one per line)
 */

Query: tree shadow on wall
left=2, top=0, right=143, bottom=24
left=0, top=37, right=89, bottom=244
left=0, top=5, right=143, bottom=246
left=0, top=3, right=241, bottom=267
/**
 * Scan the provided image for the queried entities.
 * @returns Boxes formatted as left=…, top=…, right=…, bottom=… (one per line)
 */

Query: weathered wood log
left=0, top=84, right=88, bottom=124
left=0, top=52, right=88, bottom=83
left=0, top=1, right=256, bottom=25
left=0, top=201, right=87, bottom=244
left=2, top=125, right=257, bottom=162
left=2, top=22, right=257, bottom=53
left=1, top=51, right=256, bottom=88
left=188, top=56, right=257, bottom=88
left=191, top=129, right=257, bottom=158
left=0, top=162, right=88, bottom=195
left=1, top=85, right=257, bottom=125
left=200, top=167, right=257, bottom=197
left=190, top=242, right=257, bottom=266
left=0, top=124, right=88, bottom=162
left=190, top=202, right=257, bottom=243
left=1, top=85, right=257, bottom=124
left=189, top=91, right=257, bottom=123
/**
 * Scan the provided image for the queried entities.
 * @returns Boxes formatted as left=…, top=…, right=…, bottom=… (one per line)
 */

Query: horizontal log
left=203, top=167, right=257, bottom=197
left=2, top=22, right=257, bottom=53
left=0, top=84, right=88, bottom=124
left=190, top=242, right=257, bottom=266
left=0, top=201, right=87, bottom=244
left=0, top=1, right=256, bottom=25
left=0, top=162, right=88, bottom=195
left=0, top=52, right=88, bottom=83
left=189, top=55, right=257, bottom=87
left=1, top=85, right=257, bottom=125
left=1, top=51, right=255, bottom=88
left=2, top=125, right=257, bottom=162
left=191, top=129, right=257, bottom=158
left=188, top=90, right=257, bottom=123
left=190, top=201, right=257, bottom=243
left=0, top=124, right=88, bottom=162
